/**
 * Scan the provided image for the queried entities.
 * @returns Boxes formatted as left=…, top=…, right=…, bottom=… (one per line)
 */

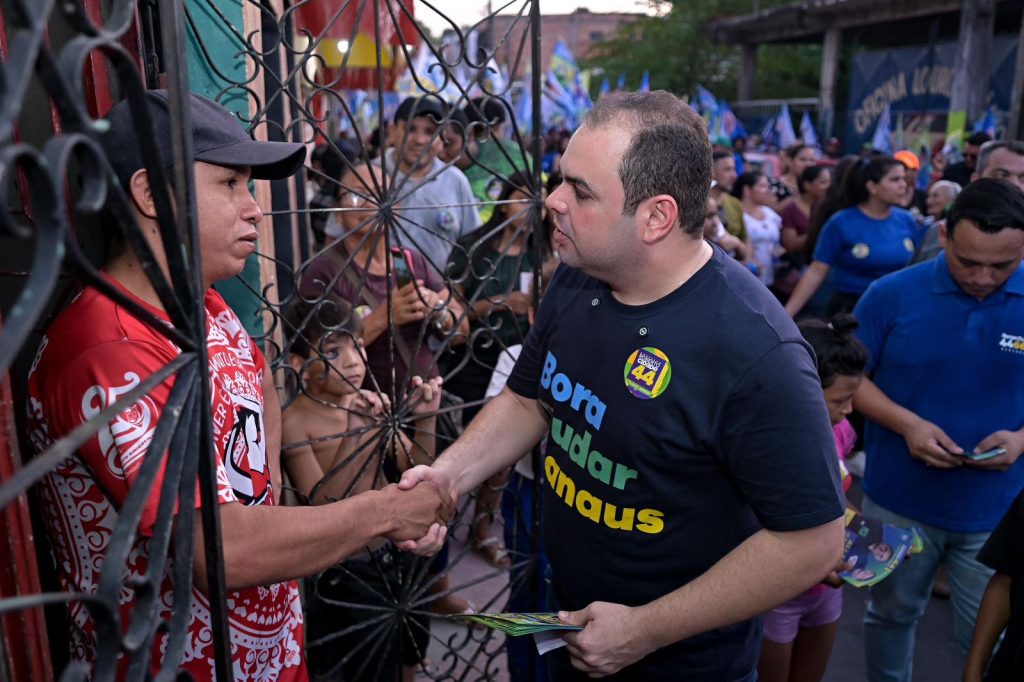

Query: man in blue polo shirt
left=852, top=178, right=1024, bottom=682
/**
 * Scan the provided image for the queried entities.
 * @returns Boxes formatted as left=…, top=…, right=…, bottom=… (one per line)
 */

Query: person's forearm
left=964, top=573, right=1011, bottom=681
left=435, top=387, right=547, bottom=496
left=361, top=307, right=388, bottom=346
left=410, top=415, right=437, bottom=466
left=853, top=377, right=921, bottom=436
left=784, top=260, right=828, bottom=317
left=780, top=228, right=807, bottom=253
left=196, top=490, right=398, bottom=590
left=634, top=520, right=845, bottom=651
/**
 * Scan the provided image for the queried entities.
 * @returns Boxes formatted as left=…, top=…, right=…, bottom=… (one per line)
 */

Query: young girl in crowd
left=758, top=313, right=869, bottom=682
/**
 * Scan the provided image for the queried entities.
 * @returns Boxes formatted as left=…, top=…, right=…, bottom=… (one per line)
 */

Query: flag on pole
left=973, top=106, right=997, bottom=138
left=871, top=103, right=894, bottom=154
left=761, top=116, right=779, bottom=149
left=616, top=72, right=626, bottom=91
left=599, top=78, right=610, bottom=98
left=714, top=100, right=739, bottom=139
left=695, top=85, right=719, bottom=116
left=549, top=39, right=579, bottom=91
left=776, top=102, right=798, bottom=148
left=515, top=75, right=533, bottom=134
left=639, top=70, right=650, bottom=92
left=799, top=110, right=819, bottom=147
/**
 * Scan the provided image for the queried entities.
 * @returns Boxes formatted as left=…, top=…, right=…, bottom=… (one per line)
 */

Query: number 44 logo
left=623, top=347, right=672, bottom=400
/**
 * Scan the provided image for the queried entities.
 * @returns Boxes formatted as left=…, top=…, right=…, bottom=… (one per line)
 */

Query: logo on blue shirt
left=999, top=333, right=1024, bottom=355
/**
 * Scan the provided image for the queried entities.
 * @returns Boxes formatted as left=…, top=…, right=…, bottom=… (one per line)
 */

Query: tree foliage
left=582, top=0, right=822, bottom=101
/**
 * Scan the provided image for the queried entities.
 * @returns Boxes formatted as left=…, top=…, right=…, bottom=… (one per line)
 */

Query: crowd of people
left=22, top=83, right=1024, bottom=682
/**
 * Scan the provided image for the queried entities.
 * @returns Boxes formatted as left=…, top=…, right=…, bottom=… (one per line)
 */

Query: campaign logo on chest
left=999, top=332, right=1024, bottom=355
left=624, top=347, right=672, bottom=399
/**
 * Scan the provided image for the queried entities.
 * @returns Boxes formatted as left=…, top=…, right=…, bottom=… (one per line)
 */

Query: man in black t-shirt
left=396, top=91, right=845, bottom=680
left=965, top=490, right=1024, bottom=681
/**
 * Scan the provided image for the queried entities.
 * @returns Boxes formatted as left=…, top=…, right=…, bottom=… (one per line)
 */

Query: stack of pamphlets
left=452, top=612, right=582, bottom=637
left=451, top=612, right=583, bottom=654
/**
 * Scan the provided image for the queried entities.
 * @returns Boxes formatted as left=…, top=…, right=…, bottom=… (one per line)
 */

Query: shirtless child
left=281, top=295, right=441, bottom=682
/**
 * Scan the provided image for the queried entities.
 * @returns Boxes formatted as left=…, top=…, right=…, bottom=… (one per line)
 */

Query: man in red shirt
left=26, top=90, right=452, bottom=680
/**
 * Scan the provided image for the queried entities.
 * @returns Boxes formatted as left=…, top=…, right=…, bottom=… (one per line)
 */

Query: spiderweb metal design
left=1, top=0, right=548, bottom=680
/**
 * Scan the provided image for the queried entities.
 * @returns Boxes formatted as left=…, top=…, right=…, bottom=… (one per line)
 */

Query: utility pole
left=948, top=0, right=996, bottom=143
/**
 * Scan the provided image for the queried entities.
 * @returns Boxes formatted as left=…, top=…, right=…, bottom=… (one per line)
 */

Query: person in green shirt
left=462, top=97, right=532, bottom=223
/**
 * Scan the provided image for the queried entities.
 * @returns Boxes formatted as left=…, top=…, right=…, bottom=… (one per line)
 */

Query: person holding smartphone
left=850, top=178, right=1024, bottom=681
left=299, top=161, right=469, bottom=397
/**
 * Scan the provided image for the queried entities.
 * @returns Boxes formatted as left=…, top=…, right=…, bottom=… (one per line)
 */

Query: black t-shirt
left=506, top=245, right=844, bottom=680
left=977, top=490, right=1024, bottom=681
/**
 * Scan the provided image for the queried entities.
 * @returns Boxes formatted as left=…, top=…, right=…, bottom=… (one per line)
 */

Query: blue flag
left=973, top=106, right=997, bottom=138
left=516, top=76, right=533, bottom=134
left=616, top=72, right=626, bottom=91
left=776, top=102, right=798, bottom=148
left=761, top=116, right=778, bottom=149
left=695, top=85, right=718, bottom=116
left=639, top=70, right=650, bottom=92
left=599, top=78, right=610, bottom=98
left=800, top=110, right=819, bottom=147
left=871, top=104, right=894, bottom=153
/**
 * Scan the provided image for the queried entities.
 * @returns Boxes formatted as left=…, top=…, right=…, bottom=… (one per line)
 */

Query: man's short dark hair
left=712, top=150, right=733, bottom=163
left=946, top=177, right=1024, bottom=236
left=976, top=140, right=1024, bottom=176
left=582, top=91, right=711, bottom=238
left=966, top=131, right=993, bottom=148
left=284, top=295, right=364, bottom=359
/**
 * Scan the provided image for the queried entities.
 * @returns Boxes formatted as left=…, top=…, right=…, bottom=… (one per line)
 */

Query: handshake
left=379, top=465, right=459, bottom=555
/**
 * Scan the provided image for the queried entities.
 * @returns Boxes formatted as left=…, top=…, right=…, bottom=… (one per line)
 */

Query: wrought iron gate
left=0, top=0, right=547, bottom=680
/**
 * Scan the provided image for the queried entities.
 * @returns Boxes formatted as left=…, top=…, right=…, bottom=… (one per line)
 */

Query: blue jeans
left=862, top=496, right=994, bottom=682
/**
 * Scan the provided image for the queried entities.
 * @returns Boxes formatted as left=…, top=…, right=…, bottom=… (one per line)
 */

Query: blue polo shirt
left=854, top=255, right=1024, bottom=532
left=814, top=206, right=920, bottom=295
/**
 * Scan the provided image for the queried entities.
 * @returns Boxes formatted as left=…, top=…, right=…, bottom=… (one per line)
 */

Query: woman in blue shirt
left=785, top=155, right=921, bottom=317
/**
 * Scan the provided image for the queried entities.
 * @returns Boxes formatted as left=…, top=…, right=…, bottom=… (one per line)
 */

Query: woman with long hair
left=784, top=155, right=921, bottom=317
left=733, top=171, right=783, bottom=288
left=770, top=143, right=819, bottom=205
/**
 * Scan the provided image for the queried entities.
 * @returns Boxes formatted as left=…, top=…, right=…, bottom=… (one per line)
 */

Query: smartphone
left=390, top=247, right=416, bottom=287
left=964, top=446, right=1007, bottom=462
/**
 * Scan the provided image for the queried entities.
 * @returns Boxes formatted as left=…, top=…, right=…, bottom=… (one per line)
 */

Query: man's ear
left=938, top=220, right=949, bottom=249
left=639, top=195, right=679, bottom=244
left=128, top=169, right=158, bottom=219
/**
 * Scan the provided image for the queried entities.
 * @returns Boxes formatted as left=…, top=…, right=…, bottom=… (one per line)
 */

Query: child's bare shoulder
left=283, top=395, right=349, bottom=440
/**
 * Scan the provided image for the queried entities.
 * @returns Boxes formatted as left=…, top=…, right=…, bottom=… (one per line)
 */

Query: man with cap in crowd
left=388, top=95, right=481, bottom=275
left=25, top=89, right=452, bottom=680
left=894, top=149, right=926, bottom=214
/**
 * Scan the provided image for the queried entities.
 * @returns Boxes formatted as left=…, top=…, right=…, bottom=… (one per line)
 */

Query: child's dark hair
left=284, top=295, right=363, bottom=359
left=798, top=313, right=869, bottom=388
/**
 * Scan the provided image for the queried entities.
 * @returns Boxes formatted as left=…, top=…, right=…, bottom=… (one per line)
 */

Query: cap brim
left=197, top=140, right=306, bottom=180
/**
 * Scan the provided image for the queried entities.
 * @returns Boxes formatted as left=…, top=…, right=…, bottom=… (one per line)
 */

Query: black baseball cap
left=101, top=89, right=306, bottom=189
left=393, top=96, right=447, bottom=125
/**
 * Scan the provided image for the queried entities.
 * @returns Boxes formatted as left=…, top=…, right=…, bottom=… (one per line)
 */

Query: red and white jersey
left=26, top=277, right=306, bottom=681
